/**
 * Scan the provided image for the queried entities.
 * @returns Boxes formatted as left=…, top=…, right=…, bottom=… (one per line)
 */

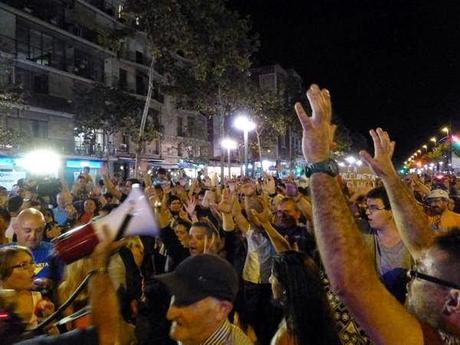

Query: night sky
left=231, top=0, right=460, bottom=164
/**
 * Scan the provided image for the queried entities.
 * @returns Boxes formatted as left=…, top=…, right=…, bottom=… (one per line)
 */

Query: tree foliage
left=73, top=83, right=161, bottom=151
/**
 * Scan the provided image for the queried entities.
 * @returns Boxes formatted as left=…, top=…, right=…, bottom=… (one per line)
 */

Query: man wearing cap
left=157, top=254, right=253, bottom=345
left=426, top=189, right=460, bottom=232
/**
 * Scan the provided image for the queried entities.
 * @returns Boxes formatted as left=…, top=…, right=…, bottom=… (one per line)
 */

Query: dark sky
left=230, top=0, right=460, bottom=164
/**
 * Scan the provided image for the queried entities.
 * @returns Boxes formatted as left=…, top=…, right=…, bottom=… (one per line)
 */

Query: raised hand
left=294, top=84, right=336, bottom=163
left=262, top=174, right=276, bottom=195
left=217, top=188, right=233, bottom=214
left=249, top=196, right=273, bottom=227
left=359, top=128, right=397, bottom=178
left=184, top=196, right=197, bottom=217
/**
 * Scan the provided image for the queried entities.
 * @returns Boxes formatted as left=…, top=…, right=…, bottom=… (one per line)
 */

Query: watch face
left=328, top=160, right=339, bottom=176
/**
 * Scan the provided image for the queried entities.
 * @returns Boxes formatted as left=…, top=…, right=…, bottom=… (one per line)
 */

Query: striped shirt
left=198, top=319, right=253, bottom=345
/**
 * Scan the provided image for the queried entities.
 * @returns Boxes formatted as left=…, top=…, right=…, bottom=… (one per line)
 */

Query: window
left=136, top=51, right=144, bottom=64
left=136, top=73, right=146, bottom=95
left=119, top=69, right=127, bottom=90
left=187, top=116, right=195, bottom=137
left=31, top=120, right=48, bottom=138
left=33, top=75, right=49, bottom=94
left=177, top=117, right=183, bottom=136
left=259, top=73, right=276, bottom=90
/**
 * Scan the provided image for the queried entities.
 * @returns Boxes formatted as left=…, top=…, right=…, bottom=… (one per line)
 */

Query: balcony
left=4, top=0, right=67, bottom=29
left=28, top=93, right=73, bottom=113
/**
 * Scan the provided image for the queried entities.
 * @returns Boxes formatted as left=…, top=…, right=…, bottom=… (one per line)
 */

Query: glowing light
left=233, top=115, right=256, bottom=132
left=220, top=138, right=238, bottom=150
left=16, top=149, right=60, bottom=176
left=345, top=156, right=356, bottom=165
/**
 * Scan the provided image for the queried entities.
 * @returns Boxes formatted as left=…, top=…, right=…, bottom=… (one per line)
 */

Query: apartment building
left=0, top=0, right=211, bottom=182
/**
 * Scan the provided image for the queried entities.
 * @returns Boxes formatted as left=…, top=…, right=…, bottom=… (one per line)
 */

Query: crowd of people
left=0, top=84, right=460, bottom=345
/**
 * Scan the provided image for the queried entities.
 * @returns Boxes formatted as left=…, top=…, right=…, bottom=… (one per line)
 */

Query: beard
left=275, top=214, right=297, bottom=229
left=429, top=206, right=444, bottom=216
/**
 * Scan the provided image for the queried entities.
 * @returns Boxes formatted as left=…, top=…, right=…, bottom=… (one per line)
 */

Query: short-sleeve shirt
left=31, top=242, right=63, bottom=282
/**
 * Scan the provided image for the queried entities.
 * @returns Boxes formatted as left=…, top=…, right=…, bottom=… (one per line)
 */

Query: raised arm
left=359, top=128, right=434, bottom=260
left=296, top=84, right=423, bottom=345
left=102, top=171, right=123, bottom=201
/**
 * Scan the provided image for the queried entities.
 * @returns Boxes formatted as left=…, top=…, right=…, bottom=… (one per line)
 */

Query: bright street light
left=430, top=137, right=437, bottom=143
left=422, top=144, right=428, bottom=150
left=441, top=127, right=449, bottom=134
left=234, top=114, right=256, bottom=176
left=234, top=115, right=256, bottom=132
left=221, top=138, right=237, bottom=177
left=17, top=149, right=61, bottom=176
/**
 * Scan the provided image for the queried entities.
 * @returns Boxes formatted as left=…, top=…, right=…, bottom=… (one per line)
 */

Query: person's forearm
left=89, top=271, right=119, bottom=345
left=261, top=223, right=290, bottom=253
left=144, top=173, right=152, bottom=187
left=103, top=175, right=122, bottom=200
left=382, top=174, right=434, bottom=259
left=310, top=174, right=378, bottom=294
left=233, top=213, right=250, bottom=233
left=221, top=212, right=235, bottom=232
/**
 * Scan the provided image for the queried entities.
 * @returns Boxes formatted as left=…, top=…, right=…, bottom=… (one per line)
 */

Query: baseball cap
left=156, top=254, right=239, bottom=306
left=426, top=189, right=449, bottom=200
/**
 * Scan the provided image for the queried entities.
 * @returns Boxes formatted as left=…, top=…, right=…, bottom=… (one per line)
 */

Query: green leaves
left=73, top=83, right=160, bottom=146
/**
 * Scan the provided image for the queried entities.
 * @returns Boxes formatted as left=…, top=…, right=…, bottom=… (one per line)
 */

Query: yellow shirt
left=429, top=209, right=460, bottom=232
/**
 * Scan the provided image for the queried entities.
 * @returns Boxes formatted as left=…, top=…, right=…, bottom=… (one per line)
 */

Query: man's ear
left=443, top=289, right=460, bottom=315
left=217, top=300, right=233, bottom=320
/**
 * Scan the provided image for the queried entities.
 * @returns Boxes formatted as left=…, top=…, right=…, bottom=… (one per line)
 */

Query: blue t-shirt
left=31, top=242, right=63, bottom=282
left=52, top=207, right=68, bottom=227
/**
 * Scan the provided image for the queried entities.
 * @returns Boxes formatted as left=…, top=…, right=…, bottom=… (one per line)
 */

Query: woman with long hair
left=270, top=251, right=340, bottom=345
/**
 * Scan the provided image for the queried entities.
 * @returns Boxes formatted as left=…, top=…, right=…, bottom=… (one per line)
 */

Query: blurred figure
left=270, top=251, right=340, bottom=345
left=426, top=189, right=460, bottom=232
left=0, top=245, right=54, bottom=330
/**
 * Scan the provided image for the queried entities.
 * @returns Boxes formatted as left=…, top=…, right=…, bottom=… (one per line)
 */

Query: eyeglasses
left=9, top=262, right=35, bottom=270
left=365, top=205, right=386, bottom=213
left=407, top=268, right=460, bottom=290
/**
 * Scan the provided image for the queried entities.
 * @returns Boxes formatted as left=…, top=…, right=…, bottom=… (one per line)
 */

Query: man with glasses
left=295, top=84, right=460, bottom=344
left=364, top=187, right=412, bottom=302
left=426, top=189, right=460, bottom=232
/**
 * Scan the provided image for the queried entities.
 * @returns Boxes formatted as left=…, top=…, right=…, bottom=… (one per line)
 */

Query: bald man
left=14, top=208, right=63, bottom=284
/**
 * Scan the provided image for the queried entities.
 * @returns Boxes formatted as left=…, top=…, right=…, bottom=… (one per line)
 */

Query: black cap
left=156, top=255, right=239, bottom=306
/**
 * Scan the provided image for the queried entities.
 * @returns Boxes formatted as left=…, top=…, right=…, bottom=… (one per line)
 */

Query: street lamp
left=430, top=137, right=437, bottom=144
left=422, top=144, right=428, bottom=151
left=234, top=114, right=256, bottom=176
left=441, top=127, right=449, bottom=135
left=221, top=138, right=237, bottom=178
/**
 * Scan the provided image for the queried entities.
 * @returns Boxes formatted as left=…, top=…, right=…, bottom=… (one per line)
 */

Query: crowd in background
left=1, top=85, right=460, bottom=345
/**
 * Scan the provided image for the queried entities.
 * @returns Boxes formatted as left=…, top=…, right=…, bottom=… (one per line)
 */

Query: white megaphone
left=53, top=184, right=158, bottom=264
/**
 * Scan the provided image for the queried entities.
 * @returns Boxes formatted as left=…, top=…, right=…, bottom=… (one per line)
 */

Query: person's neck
left=181, top=319, right=226, bottom=345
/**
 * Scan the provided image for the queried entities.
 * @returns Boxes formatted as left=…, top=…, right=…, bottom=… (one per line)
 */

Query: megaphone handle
left=114, top=213, right=134, bottom=241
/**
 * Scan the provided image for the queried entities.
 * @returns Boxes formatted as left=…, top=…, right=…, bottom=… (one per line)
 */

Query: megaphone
left=53, top=184, right=158, bottom=264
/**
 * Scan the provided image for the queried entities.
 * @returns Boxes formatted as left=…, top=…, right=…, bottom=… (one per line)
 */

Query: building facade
left=0, top=0, right=211, bottom=183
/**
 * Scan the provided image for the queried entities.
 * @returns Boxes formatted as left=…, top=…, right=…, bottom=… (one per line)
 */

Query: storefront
left=64, top=159, right=104, bottom=186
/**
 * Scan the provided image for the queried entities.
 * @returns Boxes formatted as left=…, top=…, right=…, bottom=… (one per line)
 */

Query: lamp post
left=221, top=138, right=237, bottom=178
left=441, top=127, right=451, bottom=172
left=234, top=115, right=256, bottom=176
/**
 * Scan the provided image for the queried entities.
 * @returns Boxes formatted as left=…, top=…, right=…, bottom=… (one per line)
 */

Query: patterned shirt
left=184, top=319, right=253, bottom=345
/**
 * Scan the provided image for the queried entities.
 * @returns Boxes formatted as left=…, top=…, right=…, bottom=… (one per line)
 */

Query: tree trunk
left=218, top=86, right=225, bottom=183
left=255, top=128, right=262, bottom=175
left=134, top=59, right=155, bottom=178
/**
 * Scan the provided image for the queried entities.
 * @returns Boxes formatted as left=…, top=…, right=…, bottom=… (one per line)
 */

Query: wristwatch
left=305, top=159, right=339, bottom=178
